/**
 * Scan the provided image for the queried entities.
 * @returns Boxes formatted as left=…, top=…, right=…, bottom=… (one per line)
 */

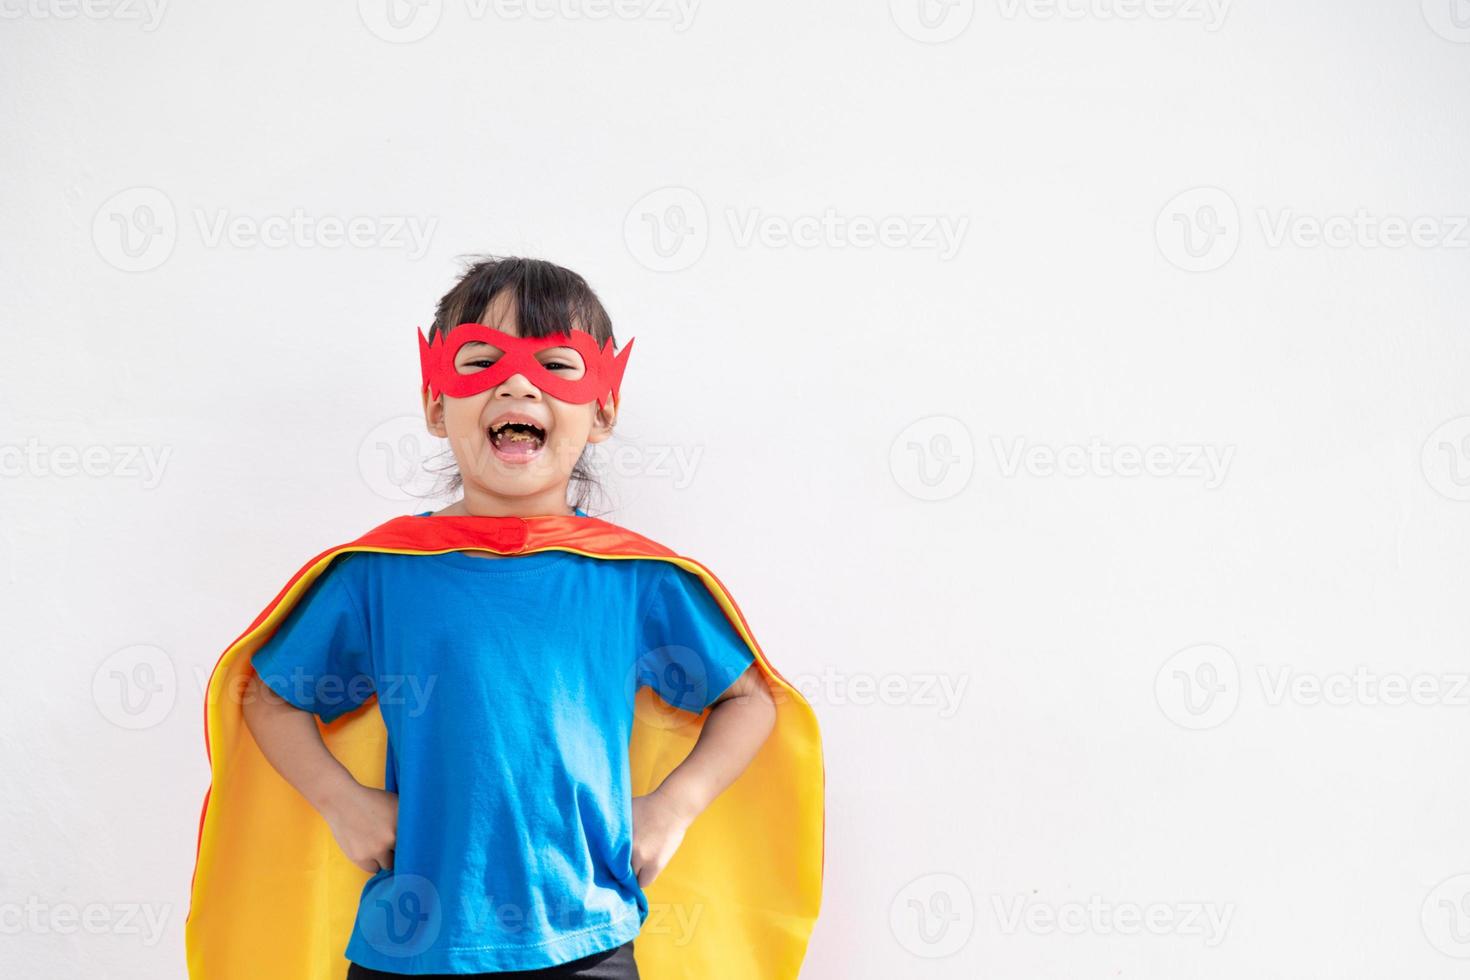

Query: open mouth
left=487, top=420, right=546, bottom=462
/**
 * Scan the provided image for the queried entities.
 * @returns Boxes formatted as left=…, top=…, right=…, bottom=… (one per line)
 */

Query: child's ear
left=422, top=388, right=448, bottom=438
left=585, top=393, right=618, bottom=445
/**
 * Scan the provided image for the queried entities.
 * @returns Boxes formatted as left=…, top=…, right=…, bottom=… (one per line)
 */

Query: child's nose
left=495, top=372, right=541, bottom=397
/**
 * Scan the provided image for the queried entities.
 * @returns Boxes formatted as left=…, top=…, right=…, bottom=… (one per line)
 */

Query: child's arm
left=631, top=664, right=776, bottom=887
left=242, top=673, right=399, bottom=875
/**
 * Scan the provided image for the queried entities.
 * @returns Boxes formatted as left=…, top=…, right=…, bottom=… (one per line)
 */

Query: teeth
left=489, top=420, right=545, bottom=447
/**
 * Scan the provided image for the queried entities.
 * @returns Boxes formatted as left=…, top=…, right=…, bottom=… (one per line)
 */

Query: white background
left=4, top=1, right=1470, bottom=977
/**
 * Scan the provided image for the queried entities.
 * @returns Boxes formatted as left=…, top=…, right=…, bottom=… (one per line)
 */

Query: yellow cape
left=185, top=513, right=824, bottom=978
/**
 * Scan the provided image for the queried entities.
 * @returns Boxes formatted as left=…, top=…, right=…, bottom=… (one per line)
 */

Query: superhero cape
left=185, top=513, right=824, bottom=979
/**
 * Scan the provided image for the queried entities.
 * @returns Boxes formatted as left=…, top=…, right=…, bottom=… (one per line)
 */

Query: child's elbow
left=745, top=667, right=778, bottom=738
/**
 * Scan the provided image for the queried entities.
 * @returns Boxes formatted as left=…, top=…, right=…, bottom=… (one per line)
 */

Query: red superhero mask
left=418, top=323, right=634, bottom=412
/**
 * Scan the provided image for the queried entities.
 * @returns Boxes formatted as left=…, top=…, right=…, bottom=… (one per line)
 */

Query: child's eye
left=467, top=358, right=497, bottom=369
left=544, top=361, right=572, bottom=371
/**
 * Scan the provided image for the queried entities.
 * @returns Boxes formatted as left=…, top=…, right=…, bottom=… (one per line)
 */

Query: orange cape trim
left=184, top=514, right=824, bottom=979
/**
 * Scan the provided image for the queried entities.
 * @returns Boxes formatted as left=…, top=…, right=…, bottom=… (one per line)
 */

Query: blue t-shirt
left=249, top=509, right=756, bottom=973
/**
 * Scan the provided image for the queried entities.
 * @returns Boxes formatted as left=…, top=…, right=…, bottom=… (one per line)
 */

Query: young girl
left=184, top=257, right=824, bottom=980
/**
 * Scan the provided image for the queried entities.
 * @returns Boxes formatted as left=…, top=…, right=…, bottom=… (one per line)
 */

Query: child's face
left=421, top=290, right=615, bottom=513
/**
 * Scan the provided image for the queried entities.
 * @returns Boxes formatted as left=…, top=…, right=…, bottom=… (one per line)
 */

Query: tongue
left=494, top=431, right=541, bottom=456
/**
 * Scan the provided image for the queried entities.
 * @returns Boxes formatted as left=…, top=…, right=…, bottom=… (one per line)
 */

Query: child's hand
left=322, top=783, right=399, bottom=875
left=631, top=790, right=693, bottom=888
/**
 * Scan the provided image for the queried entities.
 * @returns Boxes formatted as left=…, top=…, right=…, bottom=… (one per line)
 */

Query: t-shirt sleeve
left=249, top=557, right=374, bottom=723
left=636, top=562, right=757, bottom=715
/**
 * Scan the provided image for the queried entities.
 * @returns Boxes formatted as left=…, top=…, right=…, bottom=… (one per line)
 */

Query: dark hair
left=422, top=255, right=616, bottom=513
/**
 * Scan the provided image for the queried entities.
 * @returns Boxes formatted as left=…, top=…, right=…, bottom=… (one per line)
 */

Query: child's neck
left=435, top=488, right=575, bottom=519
